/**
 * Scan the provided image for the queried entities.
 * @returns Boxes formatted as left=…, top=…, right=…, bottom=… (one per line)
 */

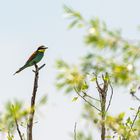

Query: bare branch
left=74, top=87, right=101, bottom=112
left=130, top=106, right=140, bottom=129
left=126, top=106, right=140, bottom=140
left=74, top=122, right=77, bottom=140
left=38, top=64, right=46, bottom=70
left=106, top=81, right=114, bottom=112
left=92, top=72, right=103, bottom=93
left=15, top=117, right=24, bottom=140
left=32, top=63, right=46, bottom=73
left=27, top=63, right=45, bottom=140
left=12, top=105, right=23, bottom=140
left=82, top=91, right=100, bottom=102
left=96, top=78, right=103, bottom=93
left=132, top=94, right=140, bottom=102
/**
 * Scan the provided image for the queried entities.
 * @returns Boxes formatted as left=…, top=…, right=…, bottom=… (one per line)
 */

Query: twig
left=92, top=72, right=103, bottom=93
left=106, top=82, right=114, bottom=112
left=130, top=106, right=140, bottom=129
left=82, top=91, right=100, bottom=102
left=74, top=122, right=77, bottom=140
left=15, top=117, right=24, bottom=140
left=12, top=105, right=23, bottom=140
left=96, top=79, right=103, bottom=93
left=126, top=106, right=140, bottom=140
left=38, top=64, right=46, bottom=70
left=32, top=63, right=46, bottom=73
left=74, top=87, right=101, bottom=112
left=27, top=64, right=39, bottom=140
left=132, top=94, right=140, bottom=102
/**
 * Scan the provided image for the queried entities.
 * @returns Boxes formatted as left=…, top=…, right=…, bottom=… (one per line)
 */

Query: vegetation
left=0, top=64, right=47, bottom=140
left=56, top=5, right=140, bottom=140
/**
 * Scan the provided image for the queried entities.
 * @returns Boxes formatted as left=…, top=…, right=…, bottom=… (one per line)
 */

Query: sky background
left=0, top=0, right=140, bottom=139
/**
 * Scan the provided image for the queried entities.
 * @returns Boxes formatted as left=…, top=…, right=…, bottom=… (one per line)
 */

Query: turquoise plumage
left=14, top=45, right=47, bottom=75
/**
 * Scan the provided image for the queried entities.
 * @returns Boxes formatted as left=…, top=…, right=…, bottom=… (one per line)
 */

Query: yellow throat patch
left=38, top=49, right=45, bottom=52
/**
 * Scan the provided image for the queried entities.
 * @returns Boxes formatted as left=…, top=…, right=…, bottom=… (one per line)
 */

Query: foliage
left=105, top=111, right=140, bottom=139
left=76, top=131, right=93, bottom=140
left=0, top=100, right=28, bottom=136
left=0, top=95, right=47, bottom=140
left=56, top=6, right=140, bottom=92
left=56, top=5, right=140, bottom=140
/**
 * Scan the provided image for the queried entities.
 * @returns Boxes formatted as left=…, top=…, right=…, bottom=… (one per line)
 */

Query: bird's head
left=37, top=45, right=48, bottom=52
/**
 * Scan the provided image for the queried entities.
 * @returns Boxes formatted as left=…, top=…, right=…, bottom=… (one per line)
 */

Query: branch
left=126, top=106, right=140, bottom=140
left=38, top=64, right=46, bottom=70
left=92, top=72, right=103, bottom=93
left=130, top=106, right=140, bottom=129
left=32, top=63, right=46, bottom=73
left=132, top=94, right=140, bottom=102
left=82, top=91, right=100, bottom=102
left=96, top=73, right=108, bottom=140
left=27, top=63, right=44, bottom=140
left=96, top=78, right=103, bottom=93
left=15, top=117, right=24, bottom=140
left=12, top=105, right=23, bottom=140
left=106, top=81, right=114, bottom=112
left=74, top=122, right=77, bottom=140
left=74, top=87, right=101, bottom=112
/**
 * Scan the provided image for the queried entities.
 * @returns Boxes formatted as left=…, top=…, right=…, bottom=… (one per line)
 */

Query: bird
left=14, top=45, right=48, bottom=75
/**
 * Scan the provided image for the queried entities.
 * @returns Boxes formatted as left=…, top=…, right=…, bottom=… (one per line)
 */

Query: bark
left=27, top=64, right=39, bottom=140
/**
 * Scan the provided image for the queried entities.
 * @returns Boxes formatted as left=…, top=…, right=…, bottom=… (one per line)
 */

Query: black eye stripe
left=38, top=48, right=45, bottom=50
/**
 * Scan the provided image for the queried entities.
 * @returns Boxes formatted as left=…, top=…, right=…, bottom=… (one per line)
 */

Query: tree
left=56, top=6, right=140, bottom=140
left=0, top=64, right=47, bottom=140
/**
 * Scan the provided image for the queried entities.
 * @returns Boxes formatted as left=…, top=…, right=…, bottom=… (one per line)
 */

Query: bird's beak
left=44, top=47, right=48, bottom=49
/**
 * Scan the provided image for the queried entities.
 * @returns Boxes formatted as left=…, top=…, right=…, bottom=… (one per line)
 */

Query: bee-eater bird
left=14, top=45, right=48, bottom=75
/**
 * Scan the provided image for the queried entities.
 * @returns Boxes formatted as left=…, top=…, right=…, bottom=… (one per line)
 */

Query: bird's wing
left=25, top=51, right=37, bottom=64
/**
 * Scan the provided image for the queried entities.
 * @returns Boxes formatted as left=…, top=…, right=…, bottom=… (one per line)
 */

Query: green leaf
left=65, top=86, right=73, bottom=93
left=91, top=77, right=97, bottom=81
left=56, top=82, right=66, bottom=89
left=68, top=20, right=78, bottom=29
left=105, top=135, right=112, bottom=138
left=56, top=73, right=65, bottom=80
left=81, top=82, right=89, bottom=90
left=129, top=107, right=135, bottom=111
left=126, top=117, right=132, bottom=125
left=118, top=112, right=125, bottom=120
left=38, top=95, right=47, bottom=105
left=72, top=97, right=78, bottom=102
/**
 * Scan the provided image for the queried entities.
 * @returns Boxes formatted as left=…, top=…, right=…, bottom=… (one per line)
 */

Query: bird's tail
left=13, top=65, right=27, bottom=75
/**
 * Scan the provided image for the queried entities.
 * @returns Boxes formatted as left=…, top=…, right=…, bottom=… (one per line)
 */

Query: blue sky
left=0, top=0, right=140, bottom=139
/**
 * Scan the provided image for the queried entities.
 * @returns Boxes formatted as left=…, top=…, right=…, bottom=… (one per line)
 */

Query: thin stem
left=74, top=122, right=77, bottom=140
left=15, top=117, right=24, bottom=140
left=32, top=63, right=46, bottom=73
left=38, top=64, right=46, bottom=70
left=126, top=106, right=140, bottom=140
left=106, top=82, right=114, bottom=112
left=12, top=105, right=23, bottom=140
left=74, top=87, right=101, bottom=112
left=82, top=91, right=100, bottom=102
left=96, top=79, right=103, bottom=93
left=130, top=106, right=140, bottom=130
left=132, top=94, right=140, bottom=102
